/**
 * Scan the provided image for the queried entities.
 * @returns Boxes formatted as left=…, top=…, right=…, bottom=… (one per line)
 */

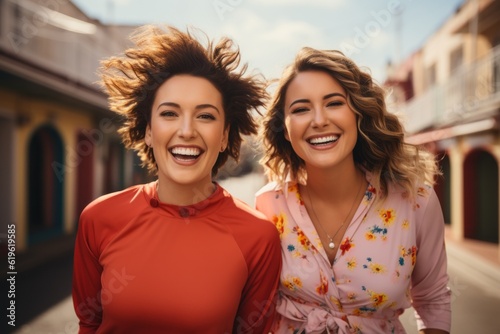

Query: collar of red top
left=142, top=181, right=227, bottom=218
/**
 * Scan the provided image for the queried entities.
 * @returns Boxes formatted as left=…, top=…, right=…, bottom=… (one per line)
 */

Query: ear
left=220, top=125, right=230, bottom=152
left=145, top=123, right=152, bottom=147
left=284, top=127, right=290, bottom=142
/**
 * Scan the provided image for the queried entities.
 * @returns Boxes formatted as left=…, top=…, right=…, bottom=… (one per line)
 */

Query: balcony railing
left=404, top=44, right=500, bottom=134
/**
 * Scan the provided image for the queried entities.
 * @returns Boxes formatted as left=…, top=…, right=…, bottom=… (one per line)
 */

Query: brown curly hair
left=261, top=47, right=438, bottom=201
left=99, top=25, right=268, bottom=176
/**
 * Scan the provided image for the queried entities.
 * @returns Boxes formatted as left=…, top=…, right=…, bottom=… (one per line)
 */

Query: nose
left=178, top=116, right=196, bottom=139
left=311, top=107, right=329, bottom=128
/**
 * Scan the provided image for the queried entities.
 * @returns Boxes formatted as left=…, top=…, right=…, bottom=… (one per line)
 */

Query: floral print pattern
left=255, top=173, right=450, bottom=333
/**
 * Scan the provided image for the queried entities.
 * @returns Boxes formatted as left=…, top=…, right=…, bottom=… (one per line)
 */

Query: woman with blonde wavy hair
left=72, top=25, right=281, bottom=333
left=256, top=47, right=450, bottom=333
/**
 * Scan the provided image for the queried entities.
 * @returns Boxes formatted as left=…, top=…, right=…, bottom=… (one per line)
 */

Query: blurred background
left=0, top=0, right=499, bottom=333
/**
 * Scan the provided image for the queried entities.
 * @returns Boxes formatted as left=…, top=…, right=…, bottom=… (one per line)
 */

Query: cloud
left=219, top=9, right=330, bottom=78
left=261, top=21, right=325, bottom=46
left=210, top=2, right=395, bottom=82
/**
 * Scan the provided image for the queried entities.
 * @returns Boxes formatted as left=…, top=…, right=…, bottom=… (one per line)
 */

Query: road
left=8, top=173, right=500, bottom=333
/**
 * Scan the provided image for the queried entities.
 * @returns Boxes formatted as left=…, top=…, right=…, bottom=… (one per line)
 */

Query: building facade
left=0, top=0, right=149, bottom=256
left=385, top=0, right=500, bottom=258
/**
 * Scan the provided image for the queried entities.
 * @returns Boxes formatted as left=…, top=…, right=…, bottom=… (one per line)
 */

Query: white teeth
left=171, top=147, right=201, bottom=156
left=309, top=135, right=339, bottom=144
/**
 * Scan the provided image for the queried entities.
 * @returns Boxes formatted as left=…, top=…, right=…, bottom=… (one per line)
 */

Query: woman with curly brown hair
left=255, top=48, right=451, bottom=333
left=72, top=25, right=281, bottom=334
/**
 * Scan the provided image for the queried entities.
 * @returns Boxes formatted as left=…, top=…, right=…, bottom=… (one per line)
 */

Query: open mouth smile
left=307, top=135, right=339, bottom=146
left=169, top=146, right=204, bottom=161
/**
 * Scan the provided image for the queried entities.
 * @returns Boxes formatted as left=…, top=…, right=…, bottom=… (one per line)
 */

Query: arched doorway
left=435, top=152, right=451, bottom=225
left=28, top=125, right=64, bottom=244
left=463, top=149, right=499, bottom=243
left=75, top=130, right=95, bottom=222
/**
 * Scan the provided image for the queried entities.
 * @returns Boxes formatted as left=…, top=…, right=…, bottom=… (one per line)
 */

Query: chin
left=172, top=171, right=211, bottom=185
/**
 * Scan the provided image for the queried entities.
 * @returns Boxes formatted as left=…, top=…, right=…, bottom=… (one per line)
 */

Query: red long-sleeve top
left=73, top=181, right=281, bottom=333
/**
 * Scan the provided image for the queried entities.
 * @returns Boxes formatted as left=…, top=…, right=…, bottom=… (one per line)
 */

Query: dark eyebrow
left=288, top=92, right=346, bottom=109
left=157, top=102, right=180, bottom=110
left=323, top=92, right=346, bottom=100
left=157, top=102, right=220, bottom=114
left=288, top=99, right=309, bottom=109
left=196, top=104, right=221, bottom=114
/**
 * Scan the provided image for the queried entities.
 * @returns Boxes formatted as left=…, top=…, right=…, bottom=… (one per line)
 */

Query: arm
left=72, top=210, right=103, bottom=333
left=411, top=189, right=451, bottom=333
left=233, top=224, right=282, bottom=334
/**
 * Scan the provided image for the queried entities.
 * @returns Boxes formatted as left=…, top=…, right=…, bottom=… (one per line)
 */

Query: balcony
left=0, top=0, right=133, bottom=110
left=404, top=45, right=500, bottom=135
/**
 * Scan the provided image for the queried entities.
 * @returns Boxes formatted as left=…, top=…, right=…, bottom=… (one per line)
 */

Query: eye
left=159, top=110, right=177, bottom=117
left=326, top=100, right=344, bottom=107
left=198, top=113, right=216, bottom=120
left=290, top=107, right=308, bottom=114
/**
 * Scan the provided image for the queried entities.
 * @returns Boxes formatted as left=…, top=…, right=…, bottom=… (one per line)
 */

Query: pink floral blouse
left=255, top=173, right=451, bottom=333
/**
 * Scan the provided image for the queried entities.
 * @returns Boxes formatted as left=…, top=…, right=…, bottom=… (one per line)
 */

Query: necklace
left=305, top=177, right=364, bottom=250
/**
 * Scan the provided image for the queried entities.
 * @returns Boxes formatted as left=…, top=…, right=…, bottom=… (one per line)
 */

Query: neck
left=156, top=178, right=216, bottom=206
left=305, top=162, right=363, bottom=202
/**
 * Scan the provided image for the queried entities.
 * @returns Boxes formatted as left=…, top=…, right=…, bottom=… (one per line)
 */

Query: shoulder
left=255, top=181, right=282, bottom=197
left=80, top=183, right=149, bottom=224
left=254, top=180, right=296, bottom=213
left=255, top=181, right=287, bottom=206
left=82, top=184, right=146, bottom=215
left=77, top=183, right=155, bottom=253
left=385, top=180, right=434, bottom=200
left=384, top=182, right=440, bottom=215
left=219, top=189, right=279, bottom=242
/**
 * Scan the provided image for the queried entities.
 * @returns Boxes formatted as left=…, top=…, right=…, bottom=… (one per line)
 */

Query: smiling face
left=283, top=70, right=358, bottom=172
left=145, top=74, right=228, bottom=192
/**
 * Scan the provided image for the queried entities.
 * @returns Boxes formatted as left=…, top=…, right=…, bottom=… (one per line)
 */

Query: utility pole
left=394, top=2, right=403, bottom=65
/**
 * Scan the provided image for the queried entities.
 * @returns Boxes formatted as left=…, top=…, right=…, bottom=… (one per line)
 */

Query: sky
left=71, top=0, right=465, bottom=84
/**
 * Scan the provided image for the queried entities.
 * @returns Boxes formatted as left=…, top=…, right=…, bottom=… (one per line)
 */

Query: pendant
left=328, top=241, right=335, bottom=249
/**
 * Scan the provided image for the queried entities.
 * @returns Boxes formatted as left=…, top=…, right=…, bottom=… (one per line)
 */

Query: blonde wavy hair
left=260, top=47, right=438, bottom=201
left=100, top=25, right=268, bottom=176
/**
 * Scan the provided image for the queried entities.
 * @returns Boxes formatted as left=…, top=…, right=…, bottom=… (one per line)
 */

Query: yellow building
left=0, top=0, right=149, bottom=261
left=386, top=0, right=500, bottom=258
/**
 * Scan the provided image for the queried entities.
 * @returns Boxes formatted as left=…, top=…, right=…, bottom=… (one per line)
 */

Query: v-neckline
left=286, top=181, right=371, bottom=267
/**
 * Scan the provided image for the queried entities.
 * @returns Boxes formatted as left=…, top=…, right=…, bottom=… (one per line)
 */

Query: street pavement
left=8, top=173, right=500, bottom=333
